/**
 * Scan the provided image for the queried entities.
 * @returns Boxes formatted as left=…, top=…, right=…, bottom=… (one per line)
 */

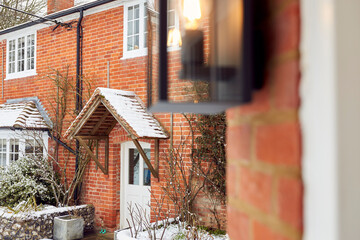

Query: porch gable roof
left=65, top=87, right=168, bottom=140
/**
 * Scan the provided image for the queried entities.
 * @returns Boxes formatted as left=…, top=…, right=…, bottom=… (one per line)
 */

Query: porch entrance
left=120, top=141, right=151, bottom=229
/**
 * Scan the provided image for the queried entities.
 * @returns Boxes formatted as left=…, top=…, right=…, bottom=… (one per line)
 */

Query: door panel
left=120, top=142, right=151, bottom=229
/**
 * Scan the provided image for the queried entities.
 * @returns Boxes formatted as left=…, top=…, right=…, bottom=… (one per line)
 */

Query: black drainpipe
left=75, top=9, right=84, bottom=203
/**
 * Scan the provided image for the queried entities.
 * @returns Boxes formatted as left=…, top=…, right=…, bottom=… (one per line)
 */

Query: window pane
left=134, top=35, right=139, bottom=49
left=129, top=149, right=140, bottom=185
left=35, top=141, right=43, bottom=158
left=127, top=36, right=133, bottom=51
left=168, top=0, right=175, bottom=10
left=26, top=34, right=35, bottom=70
left=8, top=40, right=16, bottom=74
left=0, top=139, right=6, bottom=167
left=18, top=37, right=24, bottom=48
left=128, top=6, right=133, bottom=20
left=9, top=63, right=14, bottom=73
left=134, top=4, right=139, bottom=18
left=144, top=33, right=147, bottom=48
left=134, top=20, right=139, bottom=34
left=9, top=40, right=14, bottom=51
left=10, top=139, right=19, bottom=162
left=18, top=38, right=25, bottom=72
left=31, top=46, right=35, bottom=57
left=143, top=149, right=151, bottom=186
left=25, top=139, right=34, bottom=155
left=168, top=11, right=175, bottom=27
left=128, top=21, right=133, bottom=35
left=0, top=154, right=5, bottom=167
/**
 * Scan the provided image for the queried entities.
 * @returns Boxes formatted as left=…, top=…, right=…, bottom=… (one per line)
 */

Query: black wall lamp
left=150, top=0, right=265, bottom=114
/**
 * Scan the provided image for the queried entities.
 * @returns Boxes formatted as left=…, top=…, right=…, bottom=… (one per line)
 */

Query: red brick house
left=2, top=0, right=360, bottom=239
left=0, top=0, right=226, bottom=233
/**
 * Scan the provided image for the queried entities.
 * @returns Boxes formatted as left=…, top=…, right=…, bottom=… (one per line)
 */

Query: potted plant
left=53, top=215, right=84, bottom=240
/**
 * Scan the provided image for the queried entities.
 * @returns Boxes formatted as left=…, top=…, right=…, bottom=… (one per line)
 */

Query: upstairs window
left=6, top=32, right=36, bottom=79
left=123, top=0, right=179, bottom=59
left=123, top=1, right=148, bottom=59
left=166, top=0, right=180, bottom=49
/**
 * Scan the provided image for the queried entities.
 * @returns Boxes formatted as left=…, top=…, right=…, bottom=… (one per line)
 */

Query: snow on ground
left=115, top=224, right=229, bottom=240
left=0, top=204, right=88, bottom=219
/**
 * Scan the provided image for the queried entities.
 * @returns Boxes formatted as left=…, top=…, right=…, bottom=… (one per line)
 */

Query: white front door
left=120, top=141, right=151, bottom=229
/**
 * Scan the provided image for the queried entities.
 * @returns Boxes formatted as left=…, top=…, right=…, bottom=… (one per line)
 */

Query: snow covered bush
left=0, top=157, right=54, bottom=207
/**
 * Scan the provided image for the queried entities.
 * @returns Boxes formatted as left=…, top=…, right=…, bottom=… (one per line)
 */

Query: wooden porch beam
left=75, top=136, right=108, bottom=175
left=91, top=111, right=110, bottom=135
left=132, top=138, right=159, bottom=179
left=76, top=135, right=108, bottom=140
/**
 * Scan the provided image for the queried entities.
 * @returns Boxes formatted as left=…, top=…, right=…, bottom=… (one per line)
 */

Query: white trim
left=301, top=0, right=360, bottom=239
left=0, top=1, right=126, bottom=42
left=120, top=141, right=151, bottom=229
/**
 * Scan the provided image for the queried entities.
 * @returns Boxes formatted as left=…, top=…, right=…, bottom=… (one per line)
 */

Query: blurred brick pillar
left=226, top=0, right=302, bottom=239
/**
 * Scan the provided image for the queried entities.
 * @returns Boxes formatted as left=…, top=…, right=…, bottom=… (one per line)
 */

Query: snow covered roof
left=65, top=87, right=168, bottom=139
left=0, top=101, right=48, bottom=129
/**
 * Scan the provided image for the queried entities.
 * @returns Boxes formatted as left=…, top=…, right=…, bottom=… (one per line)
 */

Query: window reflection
left=129, top=149, right=140, bottom=185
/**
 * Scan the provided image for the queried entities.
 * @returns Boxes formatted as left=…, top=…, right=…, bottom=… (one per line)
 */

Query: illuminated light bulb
left=183, top=0, right=201, bottom=29
left=167, top=28, right=182, bottom=47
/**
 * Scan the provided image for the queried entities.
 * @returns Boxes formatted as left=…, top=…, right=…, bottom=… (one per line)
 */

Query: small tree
left=160, top=113, right=226, bottom=229
left=0, top=0, right=46, bottom=30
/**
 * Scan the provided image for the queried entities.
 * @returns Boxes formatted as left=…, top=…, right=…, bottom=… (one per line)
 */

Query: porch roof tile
left=0, top=101, right=48, bottom=129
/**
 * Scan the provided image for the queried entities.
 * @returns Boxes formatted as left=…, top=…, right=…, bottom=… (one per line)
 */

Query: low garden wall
left=0, top=204, right=95, bottom=240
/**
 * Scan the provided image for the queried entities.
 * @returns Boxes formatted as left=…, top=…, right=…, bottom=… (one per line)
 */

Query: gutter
left=0, top=0, right=115, bottom=35
left=75, top=9, right=84, bottom=203
left=1, top=45, right=3, bottom=98
left=76, top=9, right=83, bottom=113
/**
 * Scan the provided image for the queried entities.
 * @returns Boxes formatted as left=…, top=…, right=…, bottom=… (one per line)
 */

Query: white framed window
left=6, top=32, right=36, bottom=80
left=166, top=0, right=181, bottom=50
left=0, top=129, right=47, bottom=168
left=122, top=0, right=179, bottom=59
left=123, top=0, right=148, bottom=59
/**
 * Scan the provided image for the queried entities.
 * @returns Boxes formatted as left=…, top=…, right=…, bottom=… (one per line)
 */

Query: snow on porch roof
left=0, top=101, right=48, bottom=129
left=65, top=87, right=168, bottom=139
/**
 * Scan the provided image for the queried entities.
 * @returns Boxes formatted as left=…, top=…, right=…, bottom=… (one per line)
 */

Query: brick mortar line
left=227, top=158, right=301, bottom=180
left=268, top=49, right=301, bottom=69
left=227, top=109, right=299, bottom=126
left=229, top=197, right=302, bottom=240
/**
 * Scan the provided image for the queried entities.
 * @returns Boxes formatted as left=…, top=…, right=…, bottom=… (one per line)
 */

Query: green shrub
left=0, top=157, right=54, bottom=207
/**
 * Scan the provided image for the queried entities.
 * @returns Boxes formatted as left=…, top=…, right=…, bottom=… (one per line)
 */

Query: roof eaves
left=0, top=0, right=116, bottom=35
left=6, top=97, right=53, bottom=128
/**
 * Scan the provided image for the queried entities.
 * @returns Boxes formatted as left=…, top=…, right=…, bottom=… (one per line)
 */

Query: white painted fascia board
left=0, top=0, right=127, bottom=41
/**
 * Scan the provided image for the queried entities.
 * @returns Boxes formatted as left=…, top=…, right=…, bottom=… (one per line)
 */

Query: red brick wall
left=226, top=0, right=302, bottom=239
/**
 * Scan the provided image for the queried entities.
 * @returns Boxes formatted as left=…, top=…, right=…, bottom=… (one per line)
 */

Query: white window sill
left=5, top=71, right=37, bottom=80
left=168, top=46, right=181, bottom=52
left=121, top=48, right=148, bottom=60
left=121, top=46, right=181, bottom=60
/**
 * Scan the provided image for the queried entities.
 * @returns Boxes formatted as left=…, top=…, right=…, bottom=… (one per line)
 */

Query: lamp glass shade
left=148, top=0, right=256, bottom=114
